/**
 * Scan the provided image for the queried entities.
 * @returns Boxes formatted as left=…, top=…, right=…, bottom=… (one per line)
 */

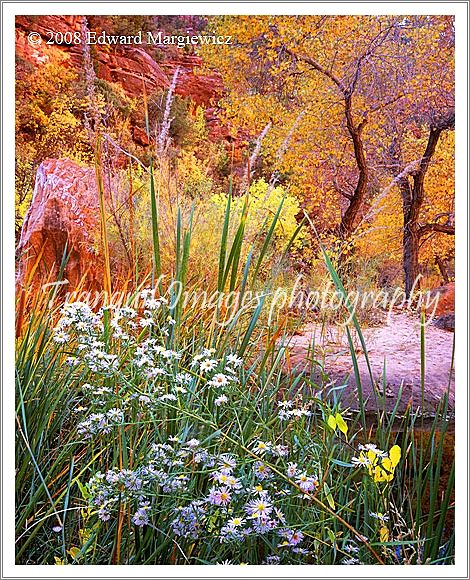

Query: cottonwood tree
left=390, top=115, right=454, bottom=296
left=379, top=16, right=455, bottom=295
left=205, top=15, right=454, bottom=289
left=205, top=17, right=412, bottom=239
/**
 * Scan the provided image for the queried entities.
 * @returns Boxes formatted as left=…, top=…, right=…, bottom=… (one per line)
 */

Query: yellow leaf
left=327, top=415, right=337, bottom=430
left=54, top=556, right=64, bottom=565
left=381, top=457, right=393, bottom=472
left=373, top=466, right=385, bottom=482
left=67, top=546, right=80, bottom=559
left=367, top=450, right=379, bottom=465
left=379, top=525, right=389, bottom=543
left=373, top=464, right=394, bottom=483
left=335, top=413, right=348, bottom=435
left=389, top=445, right=401, bottom=467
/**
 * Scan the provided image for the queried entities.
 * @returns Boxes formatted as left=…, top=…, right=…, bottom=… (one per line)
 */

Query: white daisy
left=253, top=440, right=271, bottom=455
left=227, top=353, right=243, bottom=367
left=214, top=395, right=228, bottom=406
left=245, top=498, right=273, bottom=519
left=227, top=516, right=245, bottom=527
left=369, top=512, right=389, bottom=522
left=287, top=462, right=298, bottom=477
left=351, top=455, right=372, bottom=467
left=209, top=373, right=229, bottom=387
left=53, top=330, right=70, bottom=344
left=200, top=359, right=217, bottom=373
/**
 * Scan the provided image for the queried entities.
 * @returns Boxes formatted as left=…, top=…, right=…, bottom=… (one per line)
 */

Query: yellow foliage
left=327, top=415, right=337, bottom=430
left=379, top=525, right=390, bottom=543
left=203, top=15, right=454, bottom=280
left=357, top=444, right=402, bottom=484
left=210, top=179, right=304, bottom=250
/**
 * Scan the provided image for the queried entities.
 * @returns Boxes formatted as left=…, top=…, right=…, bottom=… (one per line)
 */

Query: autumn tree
left=204, top=15, right=455, bottom=287
left=378, top=16, right=455, bottom=295
left=205, top=17, right=412, bottom=239
left=389, top=115, right=454, bottom=295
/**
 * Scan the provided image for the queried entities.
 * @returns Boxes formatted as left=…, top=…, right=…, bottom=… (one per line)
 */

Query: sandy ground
left=286, top=311, right=455, bottom=416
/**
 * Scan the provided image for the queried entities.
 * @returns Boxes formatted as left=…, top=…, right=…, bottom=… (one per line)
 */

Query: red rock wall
left=15, top=16, right=224, bottom=105
left=15, top=16, right=248, bottom=291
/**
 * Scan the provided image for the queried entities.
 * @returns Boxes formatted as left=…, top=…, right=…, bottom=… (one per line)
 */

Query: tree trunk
left=435, top=255, right=450, bottom=284
left=403, top=219, right=420, bottom=298
left=397, top=120, right=453, bottom=297
left=286, top=50, right=369, bottom=242
left=399, top=178, right=420, bottom=297
left=338, top=95, right=369, bottom=240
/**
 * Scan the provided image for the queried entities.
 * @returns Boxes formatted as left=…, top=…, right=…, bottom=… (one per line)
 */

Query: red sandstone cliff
left=15, top=16, right=245, bottom=290
left=15, top=16, right=224, bottom=106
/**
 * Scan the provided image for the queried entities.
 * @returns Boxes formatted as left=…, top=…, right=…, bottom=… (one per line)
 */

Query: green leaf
left=330, top=459, right=355, bottom=468
left=324, top=482, right=336, bottom=510
left=326, top=528, right=336, bottom=544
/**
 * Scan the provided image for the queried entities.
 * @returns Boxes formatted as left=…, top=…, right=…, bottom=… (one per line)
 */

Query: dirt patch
left=286, top=311, right=455, bottom=416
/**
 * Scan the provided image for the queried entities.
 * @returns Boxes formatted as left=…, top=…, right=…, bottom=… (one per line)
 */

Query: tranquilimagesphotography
left=3, top=3, right=468, bottom=577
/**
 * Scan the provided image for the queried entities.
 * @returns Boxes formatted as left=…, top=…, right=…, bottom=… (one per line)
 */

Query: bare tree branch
left=103, top=134, right=149, bottom=173
left=419, top=222, right=455, bottom=236
left=285, top=48, right=347, bottom=94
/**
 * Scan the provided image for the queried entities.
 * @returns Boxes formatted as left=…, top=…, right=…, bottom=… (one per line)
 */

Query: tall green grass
left=15, top=180, right=454, bottom=565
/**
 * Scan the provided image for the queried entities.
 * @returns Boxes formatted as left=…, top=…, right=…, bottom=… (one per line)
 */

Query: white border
left=0, top=1, right=467, bottom=15
left=2, top=2, right=468, bottom=579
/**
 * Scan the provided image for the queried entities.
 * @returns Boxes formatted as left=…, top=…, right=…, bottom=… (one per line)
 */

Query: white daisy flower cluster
left=277, top=399, right=313, bottom=422
left=190, top=349, right=242, bottom=391
left=359, top=443, right=387, bottom=457
left=71, top=345, right=247, bottom=441
left=52, top=304, right=246, bottom=407
left=53, top=303, right=119, bottom=375
left=138, top=290, right=170, bottom=329
left=343, top=542, right=360, bottom=554
left=75, top=383, right=150, bottom=439
left=86, top=438, right=219, bottom=525
left=341, top=557, right=362, bottom=565
left=53, top=302, right=102, bottom=344
left=53, top=301, right=339, bottom=563
left=369, top=511, right=389, bottom=522
left=176, top=459, right=308, bottom=552
left=132, top=338, right=181, bottom=379
left=351, top=443, right=388, bottom=467
left=282, top=461, right=319, bottom=496
left=77, top=407, right=124, bottom=438
left=80, top=383, right=114, bottom=407
left=109, top=306, right=138, bottom=341
left=75, top=384, right=176, bottom=441
left=52, top=298, right=177, bottom=376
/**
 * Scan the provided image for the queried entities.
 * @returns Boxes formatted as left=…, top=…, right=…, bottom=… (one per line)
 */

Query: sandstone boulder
left=428, top=282, right=455, bottom=332
left=431, top=282, right=455, bottom=317
left=16, top=159, right=102, bottom=290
